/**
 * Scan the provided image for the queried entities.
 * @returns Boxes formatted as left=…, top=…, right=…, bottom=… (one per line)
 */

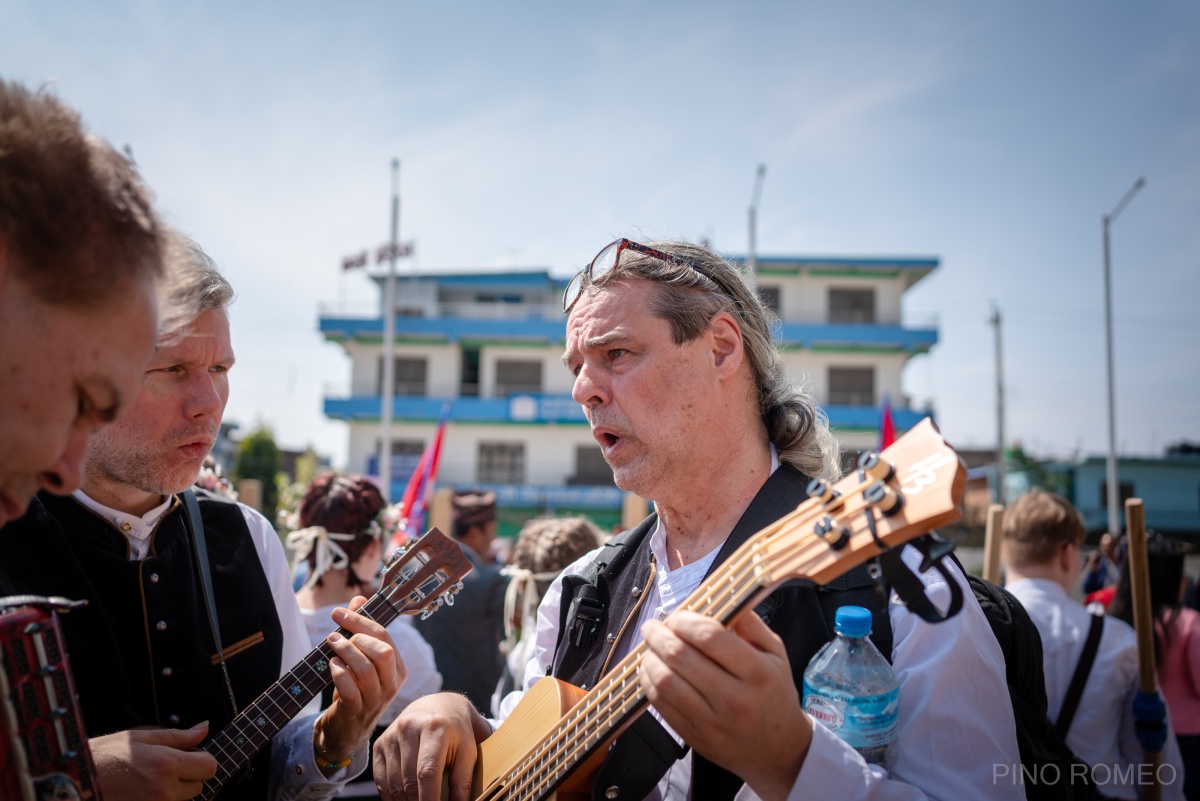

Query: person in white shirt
left=1003, top=488, right=1185, bottom=800
left=290, top=471, right=443, bottom=798
left=372, top=238, right=1023, bottom=801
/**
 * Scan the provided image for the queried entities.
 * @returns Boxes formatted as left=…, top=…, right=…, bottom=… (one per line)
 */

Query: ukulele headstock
left=380, top=528, right=472, bottom=618
left=754, top=418, right=966, bottom=587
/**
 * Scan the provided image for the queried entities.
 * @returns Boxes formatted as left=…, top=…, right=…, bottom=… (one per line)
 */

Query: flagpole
left=380, top=159, right=400, bottom=501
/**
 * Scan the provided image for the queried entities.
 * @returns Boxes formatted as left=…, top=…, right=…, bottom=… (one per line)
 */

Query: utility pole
left=990, top=302, right=1006, bottom=505
left=379, top=159, right=400, bottom=501
left=1102, top=177, right=1146, bottom=537
left=747, top=164, right=766, bottom=285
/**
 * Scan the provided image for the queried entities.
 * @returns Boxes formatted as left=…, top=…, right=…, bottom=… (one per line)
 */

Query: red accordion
left=0, top=596, right=99, bottom=800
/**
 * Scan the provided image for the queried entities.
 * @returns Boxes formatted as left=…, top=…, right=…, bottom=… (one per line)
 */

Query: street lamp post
left=747, top=164, right=766, bottom=285
left=1102, top=176, right=1146, bottom=537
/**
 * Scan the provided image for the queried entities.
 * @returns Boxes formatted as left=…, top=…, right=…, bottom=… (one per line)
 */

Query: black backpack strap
left=1052, top=612, right=1105, bottom=741
left=815, top=562, right=893, bottom=661
left=551, top=524, right=645, bottom=668
left=182, top=489, right=238, bottom=716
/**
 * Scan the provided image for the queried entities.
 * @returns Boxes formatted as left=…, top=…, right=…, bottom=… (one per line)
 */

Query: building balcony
left=320, top=314, right=937, bottom=352
left=323, top=392, right=931, bottom=432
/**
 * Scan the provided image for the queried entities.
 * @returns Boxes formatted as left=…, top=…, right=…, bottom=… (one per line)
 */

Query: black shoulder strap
left=182, top=489, right=238, bottom=715
left=1052, top=612, right=1105, bottom=741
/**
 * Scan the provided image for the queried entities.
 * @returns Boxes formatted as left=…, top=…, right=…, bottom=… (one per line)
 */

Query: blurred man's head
left=1001, top=488, right=1087, bottom=592
left=0, top=79, right=166, bottom=526
left=452, top=489, right=498, bottom=558
left=84, top=236, right=235, bottom=515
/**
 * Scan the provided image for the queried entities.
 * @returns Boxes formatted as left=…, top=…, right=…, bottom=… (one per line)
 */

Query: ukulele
left=193, top=527, right=472, bottom=800
left=471, top=418, right=966, bottom=800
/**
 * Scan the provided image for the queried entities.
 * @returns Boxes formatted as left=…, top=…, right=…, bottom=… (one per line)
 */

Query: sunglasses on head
left=562, top=238, right=707, bottom=313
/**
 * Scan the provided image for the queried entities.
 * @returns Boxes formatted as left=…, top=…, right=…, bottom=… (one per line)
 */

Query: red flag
left=880, top=394, right=895, bottom=450
left=385, top=404, right=450, bottom=553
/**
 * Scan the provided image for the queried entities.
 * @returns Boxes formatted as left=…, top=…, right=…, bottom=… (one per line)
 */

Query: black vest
left=0, top=490, right=285, bottom=801
left=549, top=466, right=839, bottom=801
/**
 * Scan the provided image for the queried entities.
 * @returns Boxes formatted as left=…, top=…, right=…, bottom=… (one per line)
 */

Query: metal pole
left=1102, top=177, right=1145, bottom=536
left=990, top=302, right=1006, bottom=504
left=747, top=164, right=766, bottom=285
left=380, top=159, right=400, bottom=501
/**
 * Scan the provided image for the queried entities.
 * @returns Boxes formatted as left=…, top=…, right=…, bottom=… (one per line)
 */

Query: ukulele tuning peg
left=813, top=515, right=850, bottom=550
left=384, top=545, right=408, bottom=568
left=856, top=451, right=896, bottom=484
left=806, top=478, right=841, bottom=506
left=864, top=481, right=904, bottom=517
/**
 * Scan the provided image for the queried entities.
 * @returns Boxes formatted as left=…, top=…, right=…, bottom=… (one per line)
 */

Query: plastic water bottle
left=802, top=605, right=900, bottom=765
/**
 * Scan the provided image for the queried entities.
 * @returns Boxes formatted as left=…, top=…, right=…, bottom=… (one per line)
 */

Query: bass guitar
left=472, top=418, right=966, bottom=800
left=193, top=527, right=471, bottom=800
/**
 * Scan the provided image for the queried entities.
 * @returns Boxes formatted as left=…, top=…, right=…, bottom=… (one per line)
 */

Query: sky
left=3, top=1, right=1197, bottom=467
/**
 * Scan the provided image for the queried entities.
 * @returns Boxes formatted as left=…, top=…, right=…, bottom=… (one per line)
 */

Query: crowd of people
left=1, top=75, right=1198, bottom=801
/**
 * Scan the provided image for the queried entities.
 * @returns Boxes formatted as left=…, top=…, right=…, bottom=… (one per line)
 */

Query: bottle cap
left=835, top=605, right=872, bottom=638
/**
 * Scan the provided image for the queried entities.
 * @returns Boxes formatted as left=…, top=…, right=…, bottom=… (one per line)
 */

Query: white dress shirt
left=74, top=490, right=368, bottom=799
left=497, top=517, right=1024, bottom=801
left=1007, top=577, right=1185, bottom=800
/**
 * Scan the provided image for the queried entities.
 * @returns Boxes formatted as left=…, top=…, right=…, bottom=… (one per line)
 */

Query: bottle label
left=802, top=682, right=899, bottom=750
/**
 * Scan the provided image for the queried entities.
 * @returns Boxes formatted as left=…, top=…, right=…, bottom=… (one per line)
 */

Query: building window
left=460, top=348, right=480, bottom=397
left=372, top=439, right=424, bottom=482
left=495, top=360, right=543, bottom=396
left=829, top=288, right=876, bottom=324
left=758, top=286, right=781, bottom=314
left=377, top=356, right=427, bottom=396
left=1099, top=481, right=1135, bottom=508
left=828, top=367, right=875, bottom=406
left=570, top=445, right=614, bottom=486
left=478, top=442, right=525, bottom=484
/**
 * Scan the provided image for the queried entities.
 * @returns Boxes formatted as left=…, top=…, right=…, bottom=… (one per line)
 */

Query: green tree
left=235, top=423, right=280, bottom=519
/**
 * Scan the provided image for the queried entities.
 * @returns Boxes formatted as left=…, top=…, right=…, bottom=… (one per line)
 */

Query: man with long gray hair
left=0, top=235, right=404, bottom=801
left=375, top=238, right=1021, bottom=800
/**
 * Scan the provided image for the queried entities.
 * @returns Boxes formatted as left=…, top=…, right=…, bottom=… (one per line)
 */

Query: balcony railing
left=320, top=302, right=936, bottom=329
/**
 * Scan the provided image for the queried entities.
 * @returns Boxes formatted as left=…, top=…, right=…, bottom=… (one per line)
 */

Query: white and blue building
left=320, top=255, right=938, bottom=535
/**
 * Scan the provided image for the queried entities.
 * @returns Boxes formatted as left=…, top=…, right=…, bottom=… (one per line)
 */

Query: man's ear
left=1058, top=541, right=1074, bottom=575
left=709, top=311, right=744, bottom=376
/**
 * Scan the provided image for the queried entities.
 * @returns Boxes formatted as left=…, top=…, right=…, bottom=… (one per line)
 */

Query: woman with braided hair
left=490, top=516, right=605, bottom=716
left=291, top=472, right=442, bottom=797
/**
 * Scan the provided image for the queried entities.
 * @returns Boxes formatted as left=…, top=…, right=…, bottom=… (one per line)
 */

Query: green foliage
left=1007, top=444, right=1071, bottom=497
left=235, top=423, right=280, bottom=518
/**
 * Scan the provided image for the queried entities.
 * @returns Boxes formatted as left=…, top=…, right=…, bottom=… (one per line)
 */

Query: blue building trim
left=778, top=322, right=937, bottom=352
left=323, top=394, right=929, bottom=432
left=321, top=316, right=936, bottom=352
left=320, top=315, right=567, bottom=345
left=370, top=270, right=561, bottom=289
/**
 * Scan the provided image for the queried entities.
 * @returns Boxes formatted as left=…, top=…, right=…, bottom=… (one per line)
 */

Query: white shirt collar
left=71, top=489, right=174, bottom=560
